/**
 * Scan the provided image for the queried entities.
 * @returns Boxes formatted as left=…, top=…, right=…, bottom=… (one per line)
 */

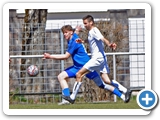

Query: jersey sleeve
left=92, top=27, right=104, bottom=40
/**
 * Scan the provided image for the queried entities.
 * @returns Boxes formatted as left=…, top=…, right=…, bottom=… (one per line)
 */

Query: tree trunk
left=21, top=9, right=47, bottom=97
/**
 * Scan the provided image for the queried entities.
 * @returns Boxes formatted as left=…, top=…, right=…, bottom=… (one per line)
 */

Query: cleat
left=62, top=95, right=75, bottom=104
left=124, top=89, right=132, bottom=103
left=58, top=101, right=70, bottom=105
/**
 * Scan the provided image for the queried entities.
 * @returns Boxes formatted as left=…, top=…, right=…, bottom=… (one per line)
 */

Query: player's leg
left=111, top=79, right=127, bottom=94
left=58, top=71, right=70, bottom=97
left=74, top=67, right=90, bottom=96
left=86, top=71, right=127, bottom=102
left=69, top=58, right=102, bottom=101
left=63, top=67, right=89, bottom=104
left=62, top=66, right=83, bottom=104
left=101, top=73, right=131, bottom=103
left=101, top=72, right=127, bottom=93
left=100, top=66, right=132, bottom=101
left=58, top=66, right=79, bottom=105
left=70, top=81, right=82, bottom=100
left=57, top=71, right=70, bottom=105
left=69, top=57, right=101, bottom=102
left=101, top=65, right=131, bottom=102
left=101, top=61, right=128, bottom=94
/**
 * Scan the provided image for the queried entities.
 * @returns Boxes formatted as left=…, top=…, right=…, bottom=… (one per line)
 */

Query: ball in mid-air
left=27, top=65, right=39, bottom=76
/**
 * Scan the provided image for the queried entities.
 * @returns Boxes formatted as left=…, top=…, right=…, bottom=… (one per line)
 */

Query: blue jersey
left=67, top=33, right=90, bottom=68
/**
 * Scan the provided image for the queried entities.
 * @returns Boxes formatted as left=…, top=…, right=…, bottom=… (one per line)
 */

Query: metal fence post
left=60, top=30, right=64, bottom=71
left=60, top=30, right=64, bottom=102
left=113, top=54, right=117, bottom=102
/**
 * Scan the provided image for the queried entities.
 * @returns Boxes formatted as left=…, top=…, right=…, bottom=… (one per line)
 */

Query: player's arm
left=92, top=28, right=117, bottom=50
left=101, top=38, right=117, bottom=50
left=76, top=38, right=89, bottom=44
left=74, top=25, right=82, bottom=35
left=43, top=52, right=71, bottom=60
left=76, top=38, right=84, bottom=43
left=74, top=25, right=89, bottom=43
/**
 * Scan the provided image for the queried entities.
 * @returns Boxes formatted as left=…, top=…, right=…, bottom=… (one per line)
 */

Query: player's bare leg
left=57, top=71, right=69, bottom=89
left=57, top=71, right=70, bottom=105
left=62, top=67, right=89, bottom=104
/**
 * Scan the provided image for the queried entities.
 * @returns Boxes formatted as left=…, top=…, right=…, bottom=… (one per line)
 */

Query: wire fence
left=9, top=18, right=145, bottom=104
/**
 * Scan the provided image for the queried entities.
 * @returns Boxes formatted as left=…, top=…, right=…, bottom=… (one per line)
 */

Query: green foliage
left=9, top=88, right=19, bottom=104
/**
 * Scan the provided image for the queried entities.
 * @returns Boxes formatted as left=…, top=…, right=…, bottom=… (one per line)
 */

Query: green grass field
left=9, top=96, right=141, bottom=109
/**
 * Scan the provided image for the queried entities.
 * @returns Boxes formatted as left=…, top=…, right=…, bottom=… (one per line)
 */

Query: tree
left=21, top=9, right=48, bottom=101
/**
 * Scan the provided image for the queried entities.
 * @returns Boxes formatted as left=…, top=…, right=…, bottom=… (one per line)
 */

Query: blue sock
left=62, top=88, right=70, bottom=96
left=112, top=88, right=122, bottom=98
left=111, top=81, right=118, bottom=88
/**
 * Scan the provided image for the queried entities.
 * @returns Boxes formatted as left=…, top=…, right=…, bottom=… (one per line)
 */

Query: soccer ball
left=27, top=65, right=39, bottom=76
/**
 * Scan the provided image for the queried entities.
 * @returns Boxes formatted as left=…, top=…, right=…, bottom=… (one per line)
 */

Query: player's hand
left=76, top=38, right=84, bottom=43
left=109, top=43, right=117, bottom=50
left=43, top=53, right=51, bottom=59
left=75, top=25, right=82, bottom=32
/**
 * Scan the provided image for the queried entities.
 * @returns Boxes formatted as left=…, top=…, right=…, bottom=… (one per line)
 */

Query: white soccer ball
left=27, top=65, right=39, bottom=76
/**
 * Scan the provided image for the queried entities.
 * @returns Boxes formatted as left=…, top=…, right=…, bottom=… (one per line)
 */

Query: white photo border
left=3, top=2, right=151, bottom=115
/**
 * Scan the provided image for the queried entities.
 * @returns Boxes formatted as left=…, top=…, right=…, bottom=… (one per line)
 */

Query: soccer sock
left=103, top=82, right=113, bottom=91
left=112, top=88, right=122, bottom=98
left=62, top=88, right=70, bottom=96
left=70, top=81, right=82, bottom=100
left=111, top=80, right=127, bottom=93
left=120, top=94, right=125, bottom=101
left=61, top=92, right=69, bottom=103
left=90, top=73, right=113, bottom=90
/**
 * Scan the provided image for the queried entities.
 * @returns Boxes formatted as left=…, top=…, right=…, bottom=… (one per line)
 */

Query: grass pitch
left=9, top=97, right=140, bottom=109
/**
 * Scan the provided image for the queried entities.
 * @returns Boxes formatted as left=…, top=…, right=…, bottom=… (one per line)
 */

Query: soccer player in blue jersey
left=43, top=25, right=130, bottom=105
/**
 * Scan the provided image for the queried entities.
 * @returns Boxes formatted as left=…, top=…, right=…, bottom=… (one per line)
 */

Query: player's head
left=82, top=15, right=94, bottom=30
left=61, top=25, right=74, bottom=40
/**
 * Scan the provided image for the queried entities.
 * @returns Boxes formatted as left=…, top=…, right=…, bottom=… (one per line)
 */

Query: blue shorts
left=65, top=66, right=105, bottom=88
left=65, top=66, right=81, bottom=78
left=65, top=66, right=99, bottom=79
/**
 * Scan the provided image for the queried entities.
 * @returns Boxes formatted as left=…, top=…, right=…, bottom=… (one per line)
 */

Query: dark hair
left=61, top=25, right=73, bottom=33
left=82, top=15, right=94, bottom=24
